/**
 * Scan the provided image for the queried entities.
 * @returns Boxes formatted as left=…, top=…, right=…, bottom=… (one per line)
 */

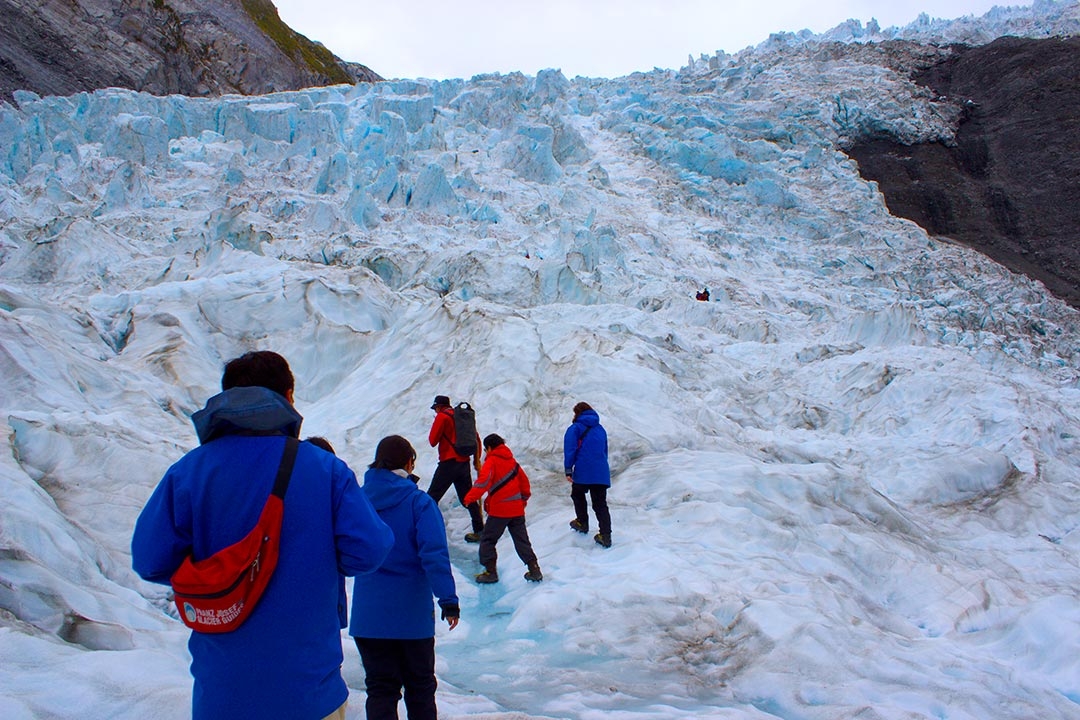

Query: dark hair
left=572, top=401, right=593, bottom=420
left=222, top=351, right=294, bottom=398
left=370, top=435, right=416, bottom=471
left=305, top=436, right=335, bottom=454
left=482, top=433, right=505, bottom=450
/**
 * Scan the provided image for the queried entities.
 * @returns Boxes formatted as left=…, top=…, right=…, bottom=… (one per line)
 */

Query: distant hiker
left=464, top=434, right=542, bottom=583
left=427, top=395, right=485, bottom=542
left=564, top=401, right=613, bottom=548
left=696, top=287, right=710, bottom=301
left=132, top=351, right=394, bottom=720
left=352, top=435, right=459, bottom=720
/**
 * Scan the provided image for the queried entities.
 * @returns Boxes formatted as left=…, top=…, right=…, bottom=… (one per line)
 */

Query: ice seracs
left=1, top=2, right=1079, bottom=718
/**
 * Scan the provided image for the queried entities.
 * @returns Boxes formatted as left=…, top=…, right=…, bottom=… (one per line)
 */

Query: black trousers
left=571, top=483, right=611, bottom=536
left=427, top=459, right=484, bottom=532
left=354, top=637, right=437, bottom=720
left=478, top=515, right=537, bottom=567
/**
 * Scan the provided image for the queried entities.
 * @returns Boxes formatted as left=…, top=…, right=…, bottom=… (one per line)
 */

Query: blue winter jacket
left=132, top=387, right=394, bottom=720
left=350, top=467, right=459, bottom=640
left=563, top=409, right=611, bottom=487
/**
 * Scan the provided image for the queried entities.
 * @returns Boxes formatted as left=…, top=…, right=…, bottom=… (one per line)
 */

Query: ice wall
left=1, top=3, right=1080, bottom=718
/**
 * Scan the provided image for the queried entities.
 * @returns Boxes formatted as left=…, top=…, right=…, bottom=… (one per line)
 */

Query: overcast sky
left=271, top=1, right=1030, bottom=80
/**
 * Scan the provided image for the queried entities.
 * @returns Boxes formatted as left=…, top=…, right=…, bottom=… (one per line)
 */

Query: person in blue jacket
left=132, top=351, right=394, bottom=720
left=351, top=435, right=460, bottom=720
left=304, top=435, right=354, bottom=632
left=563, top=401, right=613, bottom=548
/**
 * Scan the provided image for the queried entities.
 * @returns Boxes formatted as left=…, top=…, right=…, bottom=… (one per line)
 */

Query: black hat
left=431, top=395, right=450, bottom=409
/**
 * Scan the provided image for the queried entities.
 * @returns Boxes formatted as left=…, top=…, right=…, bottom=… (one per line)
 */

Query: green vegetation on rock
left=241, top=0, right=352, bottom=84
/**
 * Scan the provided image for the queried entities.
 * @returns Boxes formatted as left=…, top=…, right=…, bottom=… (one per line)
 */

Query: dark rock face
left=847, top=37, right=1080, bottom=307
left=0, top=0, right=381, bottom=103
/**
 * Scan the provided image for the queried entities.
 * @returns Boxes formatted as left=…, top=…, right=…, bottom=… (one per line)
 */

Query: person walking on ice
left=132, top=351, right=394, bottom=720
left=351, top=435, right=460, bottom=720
left=427, top=395, right=485, bottom=542
left=564, top=401, right=613, bottom=548
left=464, top=434, right=543, bottom=583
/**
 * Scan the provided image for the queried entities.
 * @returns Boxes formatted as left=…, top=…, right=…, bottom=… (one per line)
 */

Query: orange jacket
left=464, top=444, right=530, bottom=518
left=428, top=408, right=479, bottom=463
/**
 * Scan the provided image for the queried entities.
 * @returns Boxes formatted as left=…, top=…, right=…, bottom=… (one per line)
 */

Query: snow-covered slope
left=1, top=2, right=1079, bottom=718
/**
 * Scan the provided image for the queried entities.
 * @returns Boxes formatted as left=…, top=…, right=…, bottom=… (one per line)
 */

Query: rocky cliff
left=0, top=0, right=380, bottom=103
left=847, top=36, right=1080, bottom=307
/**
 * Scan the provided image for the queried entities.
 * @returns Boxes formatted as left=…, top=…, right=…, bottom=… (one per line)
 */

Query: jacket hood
left=575, top=409, right=600, bottom=428
left=362, top=467, right=419, bottom=512
left=486, top=444, right=515, bottom=462
left=192, top=386, right=303, bottom=445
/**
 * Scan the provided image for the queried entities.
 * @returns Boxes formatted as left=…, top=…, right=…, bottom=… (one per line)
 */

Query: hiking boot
left=524, top=562, right=543, bottom=582
left=464, top=532, right=482, bottom=543
left=475, top=565, right=499, bottom=584
left=569, top=519, right=588, bottom=534
left=594, top=533, right=612, bottom=548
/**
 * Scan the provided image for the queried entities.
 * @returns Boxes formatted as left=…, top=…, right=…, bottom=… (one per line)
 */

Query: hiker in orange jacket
left=464, top=434, right=542, bottom=584
left=427, top=395, right=485, bottom=542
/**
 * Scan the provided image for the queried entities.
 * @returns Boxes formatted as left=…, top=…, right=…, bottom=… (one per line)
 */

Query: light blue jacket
left=351, top=467, right=459, bottom=639
left=132, top=387, right=393, bottom=720
left=563, top=409, right=611, bottom=487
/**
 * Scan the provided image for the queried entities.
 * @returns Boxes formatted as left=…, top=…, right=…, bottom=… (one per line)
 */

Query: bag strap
left=271, top=437, right=300, bottom=500
left=487, top=463, right=520, bottom=497
left=576, top=425, right=593, bottom=448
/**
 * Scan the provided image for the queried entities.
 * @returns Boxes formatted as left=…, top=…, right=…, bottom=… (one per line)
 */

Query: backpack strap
left=271, top=437, right=300, bottom=500
left=487, top=464, right=521, bottom=497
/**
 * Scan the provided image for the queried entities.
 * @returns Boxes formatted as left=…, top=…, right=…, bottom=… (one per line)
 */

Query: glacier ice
left=1, top=3, right=1080, bottom=719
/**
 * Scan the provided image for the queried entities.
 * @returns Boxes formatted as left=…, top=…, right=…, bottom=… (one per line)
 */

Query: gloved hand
left=440, top=602, right=460, bottom=630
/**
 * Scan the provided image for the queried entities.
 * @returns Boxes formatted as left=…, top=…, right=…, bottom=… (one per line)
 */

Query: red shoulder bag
left=170, top=437, right=298, bottom=633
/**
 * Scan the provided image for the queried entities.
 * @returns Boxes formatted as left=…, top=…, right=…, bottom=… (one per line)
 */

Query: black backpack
left=452, top=402, right=478, bottom=456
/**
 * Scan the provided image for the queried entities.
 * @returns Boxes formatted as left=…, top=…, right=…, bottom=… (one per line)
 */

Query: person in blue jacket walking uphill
left=563, top=401, right=613, bottom=548
left=352, top=435, right=460, bottom=720
left=132, top=351, right=394, bottom=720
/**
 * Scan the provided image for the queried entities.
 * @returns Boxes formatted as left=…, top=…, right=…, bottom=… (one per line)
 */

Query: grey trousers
left=478, top=515, right=537, bottom=567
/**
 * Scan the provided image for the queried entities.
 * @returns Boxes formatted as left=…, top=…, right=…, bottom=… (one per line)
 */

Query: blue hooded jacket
left=563, top=408, right=611, bottom=487
left=132, top=387, right=394, bottom=720
left=350, top=467, right=459, bottom=640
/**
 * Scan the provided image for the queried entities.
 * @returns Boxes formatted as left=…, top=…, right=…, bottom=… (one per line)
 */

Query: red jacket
left=464, top=444, right=530, bottom=518
left=428, top=408, right=479, bottom=463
